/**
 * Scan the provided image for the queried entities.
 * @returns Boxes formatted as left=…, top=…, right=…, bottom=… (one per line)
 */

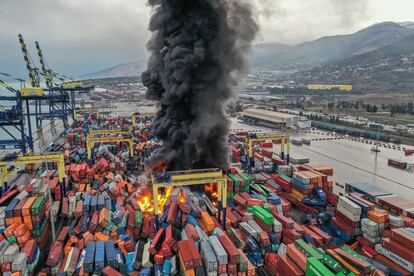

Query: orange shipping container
left=201, top=211, right=215, bottom=233
left=22, top=197, right=37, bottom=216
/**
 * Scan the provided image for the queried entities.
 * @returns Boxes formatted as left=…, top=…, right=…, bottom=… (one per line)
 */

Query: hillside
left=293, top=34, right=414, bottom=92
left=83, top=21, right=414, bottom=88
left=250, top=22, right=414, bottom=71
left=82, top=60, right=147, bottom=79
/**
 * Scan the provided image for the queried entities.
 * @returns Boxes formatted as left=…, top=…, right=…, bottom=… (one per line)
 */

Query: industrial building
left=241, top=108, right=310, bottom=129
left=307, top=84, right=353, bottom=91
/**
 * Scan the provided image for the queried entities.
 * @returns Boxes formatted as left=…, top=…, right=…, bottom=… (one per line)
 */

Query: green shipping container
left=237, top=253, right=248, bottom=272
left=315, top=248, right=344, bottom=274
left=340, top=246, right=376, bottom=273
left=228, top=174, right=241, bottom=186
left=306, top=257, right=335, bottom=276
left=31, top=196, right=45, bottom=216
left=250, top=205, right=273, bottom=225
left=7, top=236, right=17, bottom=243
left=135, top=210, right=143, bottom=228
left=238, top=173, right=251, bottom=192
left=295, top=239, right=323, bottom=260
left=260, top=185, right=274, bottom=195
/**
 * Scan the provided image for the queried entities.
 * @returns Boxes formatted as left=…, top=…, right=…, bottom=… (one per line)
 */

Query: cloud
left=0, top=0, right=151, bottom=76
left=0, top=0, right=412, bottom=76
left=253, top=0, right=374, bottom=44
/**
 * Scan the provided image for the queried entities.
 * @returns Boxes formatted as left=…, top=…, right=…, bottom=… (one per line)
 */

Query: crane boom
left=35, top=41, right=53, bottom=88
left=0, top=72, right=26, bottom=83
left=0, top=79, right=18, bottom=94
left=18, top=34, right=40, bottom=87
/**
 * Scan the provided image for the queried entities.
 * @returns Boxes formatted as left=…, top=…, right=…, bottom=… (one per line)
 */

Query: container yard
left=0, top=110, right=413, bottom=275
left=1, top=0, right=414, bottom=275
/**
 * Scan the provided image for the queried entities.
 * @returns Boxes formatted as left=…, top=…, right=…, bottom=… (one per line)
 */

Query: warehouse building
left=241, top=109, right=310, bottom=129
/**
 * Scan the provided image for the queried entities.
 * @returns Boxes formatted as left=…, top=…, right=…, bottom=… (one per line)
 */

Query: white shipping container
left=248, top=220, right=264, bottom=234
left=3, top=244, right=19, bottom=263
left=337, top=204, right=361, bottom=222
left=293, top=172, right=311, bottom=185
left=338, top=196, right=362, bottom=215
left=375, top=244, right=414, bottom=272
left=208, top=236, right=228, bottom=265
left=12, top=253, right=27, bottom=272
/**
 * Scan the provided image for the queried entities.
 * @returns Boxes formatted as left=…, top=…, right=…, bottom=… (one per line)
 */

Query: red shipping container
left=382, top=238, right=414, bottom=263
left=247, top=198, right=263, bottom=207
left=277, top=252, right=304, bottom=276
left=218, top=234, right=240, bottom=264
left=286, top=244, right=307, bottom=271
left=375, top=254, right=411, bottom=276
left=389, top=229, right=414, bottom=249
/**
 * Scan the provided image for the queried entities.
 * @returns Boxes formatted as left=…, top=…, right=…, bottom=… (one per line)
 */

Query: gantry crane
left=89, top=129, right=131, bottom=137
left=74, top=107, right=100, bottom=119
left=86, top=136, right=134, bottom=159
left=35, top=40, right=94, bottom=120
left=18, top=34, right=71, bottom=129
left=0, top=153, right=66, bottom=196
left=244, top=132, right=291, bottom=172
left=131, top=112, right=156, bottom=125
left=0, top=72, right=75, bottom=153
left=0, top=80, right=27, bottom=153
left=151, top=168, right=228, bottom=230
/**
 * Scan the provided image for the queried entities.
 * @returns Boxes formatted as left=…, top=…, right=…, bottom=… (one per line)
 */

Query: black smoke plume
left=142, top=0, right=258, bottom=171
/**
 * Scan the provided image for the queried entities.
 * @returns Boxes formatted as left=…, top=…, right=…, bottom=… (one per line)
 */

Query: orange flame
left=204, top=183, right=218, bottom=207
left=137, top=187, right=173, bottom=215
left=178, top=189, right=186, bottom=203
left=138, top=195, right=154, bottom=213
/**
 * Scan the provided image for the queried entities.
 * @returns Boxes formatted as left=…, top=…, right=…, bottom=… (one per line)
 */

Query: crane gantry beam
left=0, top=153, right=66, bottom=196
left=245, top=132, right=291, bottom=172
left=131, top=112, right=156, bottom=125
left=151, top=168, right=227, bottom=230
left=89, top=129, right=131, bottom=137
left=86, top=136, right=134, bottom=159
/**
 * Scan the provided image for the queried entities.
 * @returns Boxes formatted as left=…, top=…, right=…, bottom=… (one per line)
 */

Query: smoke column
left=142, top=0, right=258, bottom=170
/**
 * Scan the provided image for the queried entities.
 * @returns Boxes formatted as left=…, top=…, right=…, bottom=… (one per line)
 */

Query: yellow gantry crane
left=131, top=112, right=156, bottom=125
left=89, top=129, right=131, bottom=137
left=86, top=136, right=134, bottom=159
left=0, top=153, right=66, bottom=196
left=151, top=168, right=228, bottom=229
left=245, top=132, right=291, bottom=171
left=74, top=108, right=100, bottom=119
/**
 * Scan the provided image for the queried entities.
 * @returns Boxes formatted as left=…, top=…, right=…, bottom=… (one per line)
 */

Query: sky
left=0, top=0, right=413, bottom=77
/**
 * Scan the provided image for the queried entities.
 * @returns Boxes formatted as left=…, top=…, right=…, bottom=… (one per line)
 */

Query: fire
left=204, top=183, right=218, bottom=207
left=157, top=187, right=172, bottom=214
left=178, top=189, right=186, bottom=203
left=137, top=187, right=173, bottom=215
left=138, top=195, right=154, bottom=213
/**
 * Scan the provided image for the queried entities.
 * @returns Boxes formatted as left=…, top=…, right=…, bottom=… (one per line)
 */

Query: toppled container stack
left=2, top=119, right=414, bottom=275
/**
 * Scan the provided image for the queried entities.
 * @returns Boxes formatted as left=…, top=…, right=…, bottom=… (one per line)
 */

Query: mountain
left=251, top=22, right=414, bottom=71
left=82, top=59, right=147, bottom=79
left=84, top=22, right=414, bottom=82
left=293, top=34, right=414, bottom=92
